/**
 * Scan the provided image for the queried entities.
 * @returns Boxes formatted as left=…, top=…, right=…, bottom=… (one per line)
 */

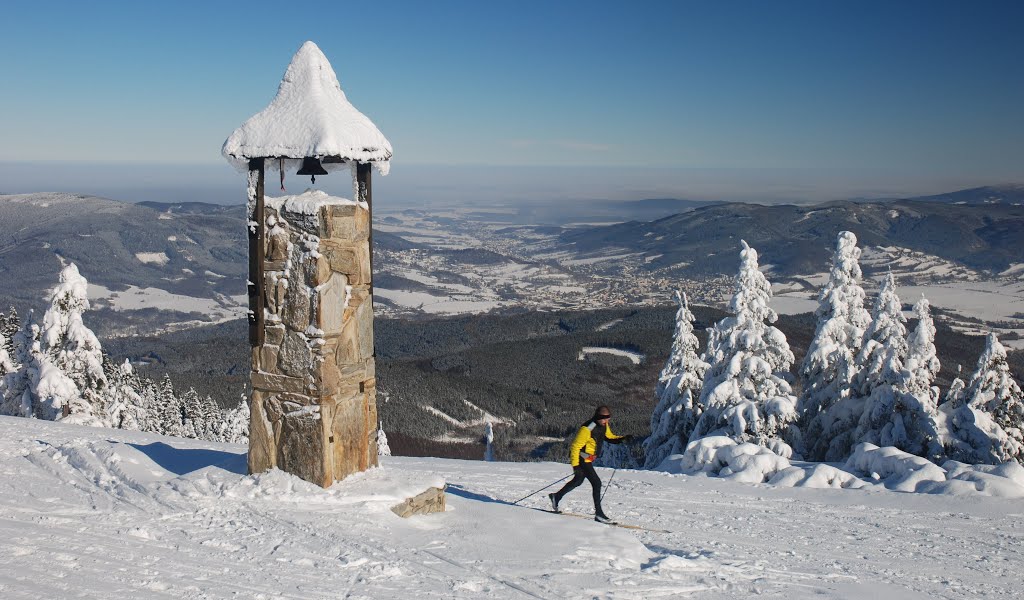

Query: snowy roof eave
left=222, top=41, right=392, bottom=176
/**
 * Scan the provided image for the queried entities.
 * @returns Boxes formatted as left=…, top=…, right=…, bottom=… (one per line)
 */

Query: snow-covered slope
left=1, top=417, right=1022, bottom=599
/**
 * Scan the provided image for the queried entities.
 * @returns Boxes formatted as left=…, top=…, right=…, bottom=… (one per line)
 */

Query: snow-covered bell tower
left=222, top=41, right=391, bottom=487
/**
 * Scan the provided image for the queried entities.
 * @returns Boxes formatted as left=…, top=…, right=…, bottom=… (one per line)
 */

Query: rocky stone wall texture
left=248, top=196, right=378, bottom=487
left=390, top=486, right=447, bottom=518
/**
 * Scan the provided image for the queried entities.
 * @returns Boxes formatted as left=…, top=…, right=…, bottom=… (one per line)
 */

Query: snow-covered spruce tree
left=1, top=312, right=37, bottom=417
left=483, top=422, right=495, bottom=461
left=857, top=272, right=907, bottom=396
left=689, top=241, right=800, bottom=456
left=177, top=388, right=221, bottom=440
left=1, top=306, right=19, bottom=350
left=155, top=374, right=184, bottom=436
left=103, top=358, right=150, bottom=431
left=849, top=273, right=913, bottom=456
left=960, top=334, right=1024, bottom=462
left=798, top=231, right=872, bottom=461
left=199, top=394, right=222, bottom=440
left=1, top=311, right=78, bottom=419
left=810, top=271, right=904, bottom=461
left=216, top=397, right=250, bottom=444
left=179, top=388, right=205, bottom=439
left=377, top=421, right=392, bottom=457
left=41, top=263, right=109, bottom=425
left=944, top=335, right=1023, bottom=464
left=0, top=332, right=14, bottom=404
left=944, top=367, right=967, bottom=407
left=644, top=290, right=709, bottom=469
left=594, top=437, right=639, bottom=468
left=857, top=297, right=943, bottom=459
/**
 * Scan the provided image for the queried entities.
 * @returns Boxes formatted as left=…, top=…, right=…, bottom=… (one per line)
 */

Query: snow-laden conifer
left=594, top=437, right=639, bottom=468
left=0, top=332, right=14, bottom=381
left=808, top=273, right=901, bottom=461
left=217, top=397, right=250, bottom=444
left=1, top=306, right=19, bottom=350
left=179, top=388, right=205, bottom=438
left=2, top=313, right=36, bottom=417
left=690, top=241, right=800, bottom=456
left=945, top=334, right=1024, bottom=464
left=484, top=422, right=495, bottom=461
left=104, top=358, right=150, bottom=431
left=799, top=232, right=872, bottom=460
left=644, top=290, right=708, bottom=469
left=377, top=421, right=392, bottom=457
left=41, top=264, right=109, bottom=425
left=857, top=297, right=943, bottom=459
left=155, top=375, right=184, bottom=436
left=858, top=272, right=908, bottom=396
left=944, top=365, right=967, bottom=407
left=846, top=273, right=913, bottom=456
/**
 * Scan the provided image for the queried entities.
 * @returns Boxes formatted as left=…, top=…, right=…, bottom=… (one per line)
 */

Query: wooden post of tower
left=357, top=162, right=373, bottom=295
left=247, top=158, right=266, bottom=347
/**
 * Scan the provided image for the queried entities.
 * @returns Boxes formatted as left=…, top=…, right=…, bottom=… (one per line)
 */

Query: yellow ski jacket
left=569, top=419, right=625, bottom=467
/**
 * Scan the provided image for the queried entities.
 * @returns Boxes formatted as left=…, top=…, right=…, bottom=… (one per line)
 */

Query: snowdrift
left=655, top=436, right=1024, bottom=498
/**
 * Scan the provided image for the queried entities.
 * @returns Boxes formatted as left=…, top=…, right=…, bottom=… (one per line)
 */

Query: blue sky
left=2, top=0, right=1022, bottom=204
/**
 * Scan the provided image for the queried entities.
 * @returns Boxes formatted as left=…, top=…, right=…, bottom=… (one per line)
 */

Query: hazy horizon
left=1, top=161, right=1017, bottom=208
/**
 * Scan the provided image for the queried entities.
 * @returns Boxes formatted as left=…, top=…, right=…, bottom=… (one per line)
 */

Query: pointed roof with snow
left=223, top=41, right=392, bottom=174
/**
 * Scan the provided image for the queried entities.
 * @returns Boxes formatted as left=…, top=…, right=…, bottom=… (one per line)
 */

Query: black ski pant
left=553, top=462, right=604, bottom=515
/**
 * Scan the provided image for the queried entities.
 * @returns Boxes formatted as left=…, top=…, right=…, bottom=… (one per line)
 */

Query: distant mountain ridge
left=907, top=184, right=1024, bottom=205
left=2, top=185, right=1022, bottom=336
left=558, top=197, right=1024, bottom=276
left=0, top=192, right=248, bottom=335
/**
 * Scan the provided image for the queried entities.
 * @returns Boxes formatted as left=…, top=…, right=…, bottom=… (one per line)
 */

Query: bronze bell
left=296, top=157, right=328, bottom=183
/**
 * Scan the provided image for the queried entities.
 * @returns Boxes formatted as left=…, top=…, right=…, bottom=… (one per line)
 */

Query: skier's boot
left=595, top=512, right=614, bottom=524
left=549, top=493, right=560, bottom=513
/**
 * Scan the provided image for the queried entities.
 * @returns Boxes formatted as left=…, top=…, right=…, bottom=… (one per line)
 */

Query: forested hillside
left=103, top=305, right=1018, bottom=462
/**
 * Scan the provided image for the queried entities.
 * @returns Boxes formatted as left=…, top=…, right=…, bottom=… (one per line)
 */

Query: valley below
left=2, top=188, right=1023, bottom=461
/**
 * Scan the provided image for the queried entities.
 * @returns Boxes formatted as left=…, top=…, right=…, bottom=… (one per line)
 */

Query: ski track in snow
left=1, top=417, right=1022, bottom=599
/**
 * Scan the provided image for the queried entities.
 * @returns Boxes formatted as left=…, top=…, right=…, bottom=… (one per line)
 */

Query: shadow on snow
left=128, top=441, right=247, bottom=476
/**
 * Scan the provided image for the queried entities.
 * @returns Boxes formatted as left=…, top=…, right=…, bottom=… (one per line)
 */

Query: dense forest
left=102, top=302, right=1018, bottom=462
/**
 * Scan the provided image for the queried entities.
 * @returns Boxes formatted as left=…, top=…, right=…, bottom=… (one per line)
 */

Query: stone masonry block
left=316, top=272, right=349, bottom=335
left=281, top=285, right=311, bottom=333
left=355, top=296, right=374, bottom=360
left=330, top=388, right=371, bottom=481
left=277, top=407, right=326, bottom=486
left=260, top=344, right=280, bottom=373
left=321, top=240, right=370, bottom=284
left=325, top=204, right=369, bottom=241
left=252, top=371, right=307, bottom=394
left=247, top=393, right=277, bottom=475
left=279, top=331, right=313, bottom=379
left=266, top=325, right=286, bottom=346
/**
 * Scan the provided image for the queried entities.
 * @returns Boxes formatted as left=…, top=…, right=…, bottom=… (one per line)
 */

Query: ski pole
left=600, top=468, right=617, bottom=503
left=512, top=474, right=571, bottom=505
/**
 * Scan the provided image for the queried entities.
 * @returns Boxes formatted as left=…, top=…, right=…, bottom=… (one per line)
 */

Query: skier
left=549, top=406, right=631, bottom=523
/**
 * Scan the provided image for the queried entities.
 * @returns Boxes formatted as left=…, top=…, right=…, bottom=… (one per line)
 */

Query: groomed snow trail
left=0, top=417, right=1021, bottom=599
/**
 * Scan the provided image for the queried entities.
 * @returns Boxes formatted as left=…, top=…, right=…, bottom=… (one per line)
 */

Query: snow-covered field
left=579, top=347, right=645, bottom=364
left=87, top=283, right=247, bottom=331
left=374, top=288, right=503, bottom=315
left=2, top=416, right=1022, bottom=599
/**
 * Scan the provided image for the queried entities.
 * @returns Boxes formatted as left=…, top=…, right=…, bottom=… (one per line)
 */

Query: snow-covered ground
left=374, top=288, right=503, bottom=315
left=579, top=347, right=645, bottom=364
left=2, top=416, right=1022, bottom=599
left=87, top=283, right=247, bottom=331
